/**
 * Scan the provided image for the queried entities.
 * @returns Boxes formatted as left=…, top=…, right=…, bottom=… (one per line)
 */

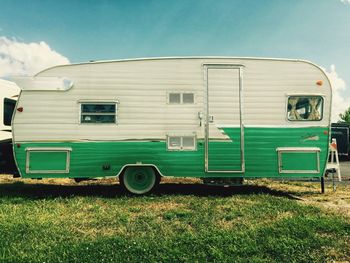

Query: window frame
left=276, top=147, right=320, bottom=174
left=167, top=92, right=196, bottom=105
left=78, top=100, right=118, bottom=125
left=286, top=95, right=324, bottom=122
left=166, top=134, right=197, bottom=151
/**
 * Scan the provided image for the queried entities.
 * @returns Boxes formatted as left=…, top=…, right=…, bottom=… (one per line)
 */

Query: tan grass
left=251, top=179, right=350, bottom=219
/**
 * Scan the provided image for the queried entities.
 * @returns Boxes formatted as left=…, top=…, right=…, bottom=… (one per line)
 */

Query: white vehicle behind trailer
left=0, top=79, right=20, bottom=174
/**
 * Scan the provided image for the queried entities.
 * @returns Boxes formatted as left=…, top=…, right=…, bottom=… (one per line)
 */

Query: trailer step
left=202, top=177, right=244, bottom=186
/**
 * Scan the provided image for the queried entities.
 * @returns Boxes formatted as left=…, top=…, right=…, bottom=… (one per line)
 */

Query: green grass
left=0, top=181, right=349, bottom=262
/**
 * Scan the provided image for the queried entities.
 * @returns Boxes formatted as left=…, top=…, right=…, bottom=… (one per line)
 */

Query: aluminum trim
left=276, top=147, right=321, bottom=152
left=115, top=164, right=165, bottom=178
left=25, top=147, right=72, bottom=151
left=239, top=67, right=245, bottom=173
left=11, top=89, right=22, bottom=177
left=204, top=66, right=209, bottom=172
left=205, top=170, right=244, bottom=174
left=25, top=148, right=71, bottom=174
left=34, top=56, right=321, bottom=76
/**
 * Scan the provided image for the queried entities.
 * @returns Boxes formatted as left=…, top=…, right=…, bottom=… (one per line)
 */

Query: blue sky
left=0, top=1, right=348, bottom=62
left=0, top=0, right=349, bottom=95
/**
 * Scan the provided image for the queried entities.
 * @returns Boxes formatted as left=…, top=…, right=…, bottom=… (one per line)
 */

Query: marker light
left=17, top=107, right=23, bottom=112
left=316, top=80, right=323, bottom=86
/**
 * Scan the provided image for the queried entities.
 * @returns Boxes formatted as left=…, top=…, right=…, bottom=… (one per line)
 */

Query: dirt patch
left=160, top=177, right=201, bottom=184
left=251, top=179, right=350, bottom=219
left=302, top=191, right=350, bottom=218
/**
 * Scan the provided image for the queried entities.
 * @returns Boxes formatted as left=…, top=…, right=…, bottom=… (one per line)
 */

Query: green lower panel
left=28, top=151, right=68, bottom=172
left=14, top=127, right=329, bottom=179
left=281, top=152, right=319, bottom=172
left=208, top=142, right=242, bottom=171
left=208, top=127, right=241, bottom=171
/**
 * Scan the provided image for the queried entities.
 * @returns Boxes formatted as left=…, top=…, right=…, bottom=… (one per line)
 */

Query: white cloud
left=0, top=36, right=69, bottom=78
left=324, top=65, right=350, bottom=122
left=340, top=0, right=350, bottom=4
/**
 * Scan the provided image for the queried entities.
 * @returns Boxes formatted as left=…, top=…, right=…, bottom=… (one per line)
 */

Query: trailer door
left=205, top=65, right=244, bottom=173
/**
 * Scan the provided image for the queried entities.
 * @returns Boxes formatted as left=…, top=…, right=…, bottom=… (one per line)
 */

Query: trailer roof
left=35, top=56, right=321, bottom=76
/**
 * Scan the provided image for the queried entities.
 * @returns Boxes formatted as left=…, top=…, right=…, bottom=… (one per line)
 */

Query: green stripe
left=14, top=127, right=329, bottom=179
left=208, top=128, right=241, bottom=171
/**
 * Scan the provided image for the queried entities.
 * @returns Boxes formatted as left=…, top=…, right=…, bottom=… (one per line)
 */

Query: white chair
left=326, top=138, right=342, bottom=182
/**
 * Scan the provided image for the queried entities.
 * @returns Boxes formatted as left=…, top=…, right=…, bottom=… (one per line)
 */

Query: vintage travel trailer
left=8, top=57, right=331, bottom=194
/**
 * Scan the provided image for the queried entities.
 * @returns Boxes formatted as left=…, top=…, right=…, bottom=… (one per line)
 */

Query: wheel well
left=118, top=165, right=162, bottom=180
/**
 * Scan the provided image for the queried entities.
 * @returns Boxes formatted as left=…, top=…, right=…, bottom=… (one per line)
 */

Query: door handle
left=209, top=115, right=214, bottom=123
left=198, top=111, right=203, bottom=127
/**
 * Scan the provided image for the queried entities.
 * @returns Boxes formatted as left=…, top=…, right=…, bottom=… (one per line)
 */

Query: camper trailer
left=9, top=57, right=331, bottom=194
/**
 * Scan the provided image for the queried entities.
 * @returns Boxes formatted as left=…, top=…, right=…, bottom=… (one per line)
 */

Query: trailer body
left=10, top=57, right=332, bottom=192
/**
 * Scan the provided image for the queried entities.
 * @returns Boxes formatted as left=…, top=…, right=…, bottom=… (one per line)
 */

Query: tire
left=120, top=166, right=159, bottom=195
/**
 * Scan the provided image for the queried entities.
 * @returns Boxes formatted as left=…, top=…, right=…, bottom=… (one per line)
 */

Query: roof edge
left=35, top=56, right=312, bottom=76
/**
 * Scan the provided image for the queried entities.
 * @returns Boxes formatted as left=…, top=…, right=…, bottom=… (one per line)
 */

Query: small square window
left=169, top=137, right=181, bottom=149
left=169, top=93, right=181, bottom=104
left=167, top=135, right=196, bottom=151
left=168, top=92, right=195, bottom=104
left=182, top=136, right=195, bottom=148
left=183, top=93, right=194, bottom=104
left=80, top=102, right=117, bottom=124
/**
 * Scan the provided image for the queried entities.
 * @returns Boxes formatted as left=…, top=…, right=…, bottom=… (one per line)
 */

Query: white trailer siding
left=12, top=58, right=331, bottom=142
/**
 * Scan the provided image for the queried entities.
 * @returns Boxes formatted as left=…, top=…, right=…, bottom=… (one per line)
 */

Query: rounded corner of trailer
left=297, top=59, right=333, bottom=87
left=34, top=63, right=72, bottom=77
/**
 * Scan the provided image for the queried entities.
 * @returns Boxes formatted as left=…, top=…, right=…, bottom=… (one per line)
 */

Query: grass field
left=0, top=176, right=349, bottom=263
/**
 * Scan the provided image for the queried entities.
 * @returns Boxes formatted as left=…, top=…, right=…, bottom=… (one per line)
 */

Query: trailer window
left=80, top=103, right=117, bottom=124
left=287, top=96, right=323, bottom=121
left=169, top=93, right=181, bottom=104
left=169, top=137, right=181, bottom=148
left=183, top=93, right=194, bottom=104
left=167, top=135, right=196, bottom=151
left=182, top=136, right=195, bottom=148
left=168, top=92, right=195, bottom=104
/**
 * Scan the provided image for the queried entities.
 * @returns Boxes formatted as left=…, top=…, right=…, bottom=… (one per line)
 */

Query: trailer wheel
left=120, top=166, right=158, bottom=195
